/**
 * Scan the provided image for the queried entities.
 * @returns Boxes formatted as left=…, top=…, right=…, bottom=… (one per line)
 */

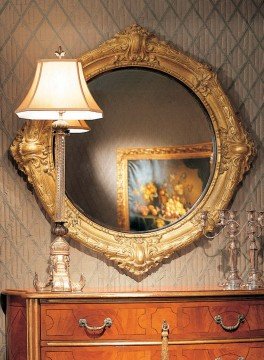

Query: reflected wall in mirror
left=10, top=25, right=254, bottom=275
left=66, top=69, right=215, bottom=232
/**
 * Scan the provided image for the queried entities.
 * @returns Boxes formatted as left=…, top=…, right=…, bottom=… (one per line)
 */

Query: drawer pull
left=214, top=314, right=245, bottom=332
left=79, top=317, right=112, bottom=334
left=161, top=320, right=169, bottom=360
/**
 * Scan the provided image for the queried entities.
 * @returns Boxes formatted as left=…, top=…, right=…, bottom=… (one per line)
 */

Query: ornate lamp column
left=15, top=48, right=102, bottom=292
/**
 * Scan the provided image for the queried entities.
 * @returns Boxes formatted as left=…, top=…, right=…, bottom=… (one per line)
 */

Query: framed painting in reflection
left=117, top=143, right=213, bottom=231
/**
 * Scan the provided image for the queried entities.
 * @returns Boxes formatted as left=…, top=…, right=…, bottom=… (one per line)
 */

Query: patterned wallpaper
left=0, top=0, right=263, bottom=357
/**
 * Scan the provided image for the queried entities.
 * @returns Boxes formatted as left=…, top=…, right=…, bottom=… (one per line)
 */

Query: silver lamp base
left=33, top=223, right=85, bottom=292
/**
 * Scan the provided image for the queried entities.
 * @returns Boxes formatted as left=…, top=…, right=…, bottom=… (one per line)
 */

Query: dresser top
left=2, top=288, right=264, bottom=300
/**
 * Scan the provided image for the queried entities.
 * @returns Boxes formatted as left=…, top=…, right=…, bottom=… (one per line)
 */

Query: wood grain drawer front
left=40, top=300, right=264, bottom=341
left=42, top=343, right=264, bottom=360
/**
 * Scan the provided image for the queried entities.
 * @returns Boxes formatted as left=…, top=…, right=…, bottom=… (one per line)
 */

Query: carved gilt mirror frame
left=11, top=25, right=254, bottom=275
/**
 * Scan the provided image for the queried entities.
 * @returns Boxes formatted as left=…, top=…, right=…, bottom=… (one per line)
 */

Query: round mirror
left=11, top=25, right=253, bottom=274
left=66, top=68, right=215, bottom=232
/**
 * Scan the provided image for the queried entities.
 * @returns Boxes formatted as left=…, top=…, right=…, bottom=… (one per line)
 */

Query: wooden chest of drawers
left=2, top=289, right=264, bottom=359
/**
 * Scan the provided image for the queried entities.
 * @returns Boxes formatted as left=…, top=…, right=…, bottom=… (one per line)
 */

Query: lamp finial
left=55, top=46, right=65, bottom=59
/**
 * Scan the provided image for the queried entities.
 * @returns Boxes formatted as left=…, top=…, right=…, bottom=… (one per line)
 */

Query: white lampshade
left=15, top=59, right=103, bottom=121
left=67, top=120, right=91, bottom=133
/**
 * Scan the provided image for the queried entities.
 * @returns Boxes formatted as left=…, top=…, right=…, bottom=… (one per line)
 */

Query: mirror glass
left=66, top=68, right=215, bottom=233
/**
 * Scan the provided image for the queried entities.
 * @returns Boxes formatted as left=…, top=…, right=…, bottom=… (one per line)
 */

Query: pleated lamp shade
left=15, top=59, right=103, bottom=121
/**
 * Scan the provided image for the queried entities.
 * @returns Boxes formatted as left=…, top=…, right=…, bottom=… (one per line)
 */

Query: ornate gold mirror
left=11, top=25, right=254, bottom=275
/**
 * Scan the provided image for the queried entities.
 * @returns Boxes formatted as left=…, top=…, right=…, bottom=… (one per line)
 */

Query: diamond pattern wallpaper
left=0, top=0, right=263, bottom=357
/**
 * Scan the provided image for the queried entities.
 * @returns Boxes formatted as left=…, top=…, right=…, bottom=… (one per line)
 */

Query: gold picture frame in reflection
left=117, top=143, right=213, bottom=231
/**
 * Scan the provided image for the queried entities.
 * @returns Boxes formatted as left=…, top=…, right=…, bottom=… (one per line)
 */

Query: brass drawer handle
left=214, top=314, right=245, bottom=332
left=79, top=317, right=112, bottom=334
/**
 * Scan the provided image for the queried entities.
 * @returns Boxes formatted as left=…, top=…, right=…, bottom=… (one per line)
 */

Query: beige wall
left=0, top=0, right=263, bottom=357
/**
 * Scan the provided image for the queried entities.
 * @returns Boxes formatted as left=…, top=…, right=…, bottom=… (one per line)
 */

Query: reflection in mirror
left=66, top=68, right=215, bottom=232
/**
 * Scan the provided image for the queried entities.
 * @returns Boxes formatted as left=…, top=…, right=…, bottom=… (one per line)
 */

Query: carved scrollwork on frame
left=10, top=121, right=55, bottom=214
left=112, top=24, right=160, bottom=64
left=110, top=235, right=163, bottom=274
left=10, top=25, right=255, bottom=275
left=194, top=70, right=216, bottom=97
left=10, top=121, right=53, bottom=178
left=219, top=122, right=255, bottom=181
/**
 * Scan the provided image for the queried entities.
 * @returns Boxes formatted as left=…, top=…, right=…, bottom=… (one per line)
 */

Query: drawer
left=41, top=346, right=161, bottom=360
left=40, top=300, right=264, bottom=341
left=42, top=343, right=264, bottom=360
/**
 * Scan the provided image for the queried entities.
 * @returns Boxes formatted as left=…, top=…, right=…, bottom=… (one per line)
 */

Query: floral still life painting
left=117, top=143, right=213, bottom=231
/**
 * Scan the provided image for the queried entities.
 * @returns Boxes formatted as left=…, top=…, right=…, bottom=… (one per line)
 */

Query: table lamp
left=15, top=47, right=103, bottom=292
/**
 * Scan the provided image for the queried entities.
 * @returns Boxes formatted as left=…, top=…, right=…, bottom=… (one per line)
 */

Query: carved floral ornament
left=10, top=25, right=255, bottom=275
